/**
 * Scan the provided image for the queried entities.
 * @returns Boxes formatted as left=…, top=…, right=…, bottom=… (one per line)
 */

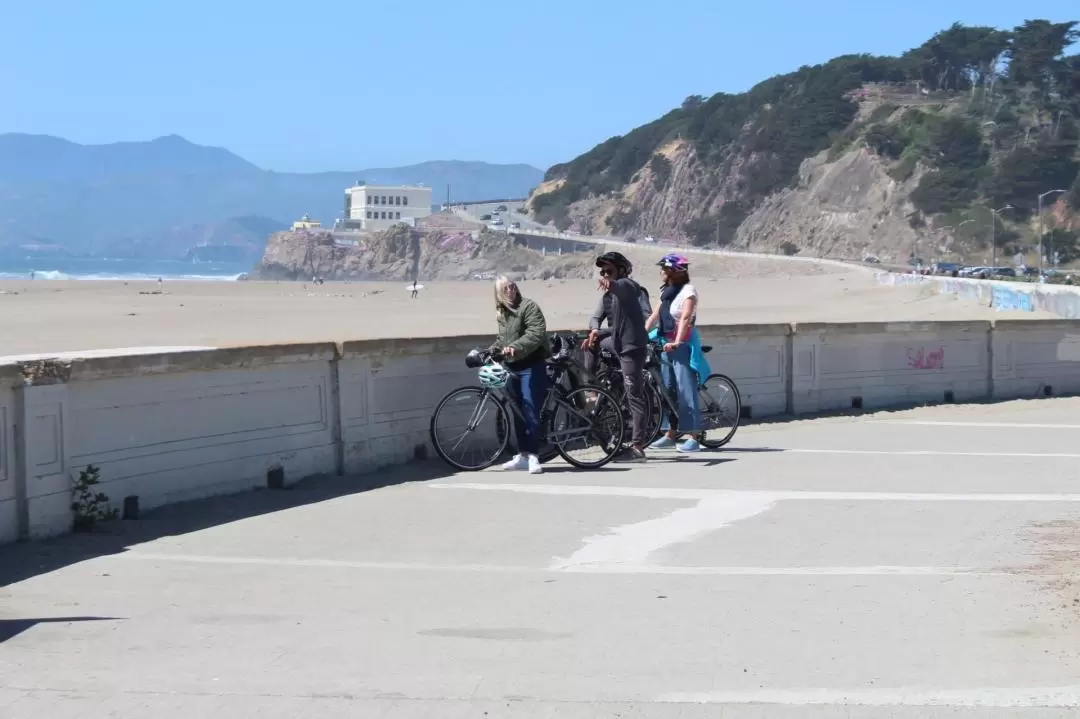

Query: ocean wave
left=0, top=270, right=245, bottom=282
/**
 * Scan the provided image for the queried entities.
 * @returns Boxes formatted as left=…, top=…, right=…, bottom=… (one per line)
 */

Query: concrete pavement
left=4, top=398, right=1080, bottom=717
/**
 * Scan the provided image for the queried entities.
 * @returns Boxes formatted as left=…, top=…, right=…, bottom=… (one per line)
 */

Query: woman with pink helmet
left=645, top=253, right=702, bottom=453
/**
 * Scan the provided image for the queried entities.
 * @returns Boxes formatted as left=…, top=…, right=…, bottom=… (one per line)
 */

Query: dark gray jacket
left=596, top=278, right=650, bottom=355
left=588, top=281, right=651, bottom=332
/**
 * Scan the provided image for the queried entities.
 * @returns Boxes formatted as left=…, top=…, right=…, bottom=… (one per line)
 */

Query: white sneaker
left=528, top=455, right=543, bottom=474
left=501, top=454, right=528, bottom=471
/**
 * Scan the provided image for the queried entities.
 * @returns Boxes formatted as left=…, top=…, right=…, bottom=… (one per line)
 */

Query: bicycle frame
left=461, top=362, right=601, bottom=449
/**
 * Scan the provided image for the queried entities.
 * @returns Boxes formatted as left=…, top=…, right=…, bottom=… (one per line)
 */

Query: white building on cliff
left=340, top=182, right=432, bottom=231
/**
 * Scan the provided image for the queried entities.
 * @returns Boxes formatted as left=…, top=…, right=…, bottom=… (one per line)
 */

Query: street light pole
left=1037, top=189, right=1068, bottom=273
left=990, top=205, right=1012, bottom=269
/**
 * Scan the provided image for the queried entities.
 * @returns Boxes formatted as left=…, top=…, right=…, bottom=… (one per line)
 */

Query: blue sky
left=3, top=1, right=1076, bottom=172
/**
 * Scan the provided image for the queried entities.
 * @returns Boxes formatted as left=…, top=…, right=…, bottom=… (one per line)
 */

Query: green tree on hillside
left=984, top=123, right=1080, bottom=214
left=903, top=23, right=1011, bottom=91
left=1007, top=20, right=1079, bottom=91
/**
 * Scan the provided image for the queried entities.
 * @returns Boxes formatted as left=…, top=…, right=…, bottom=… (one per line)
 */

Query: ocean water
left=0, top=258, right=252, bottom=281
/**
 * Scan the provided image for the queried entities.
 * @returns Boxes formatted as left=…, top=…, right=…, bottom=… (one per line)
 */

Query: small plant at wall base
left=71, top=464, right=118, bottom=532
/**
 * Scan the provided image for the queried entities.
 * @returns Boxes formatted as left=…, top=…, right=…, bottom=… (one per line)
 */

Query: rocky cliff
left=252, top=225, right=596, bottom=282
left=529, top=19, right=1080, bottom=264
left=735, top=146, right=929, bottom=262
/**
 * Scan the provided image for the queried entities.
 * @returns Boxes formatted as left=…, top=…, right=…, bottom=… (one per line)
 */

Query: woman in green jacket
left=491, top=275, right=550, bottom=474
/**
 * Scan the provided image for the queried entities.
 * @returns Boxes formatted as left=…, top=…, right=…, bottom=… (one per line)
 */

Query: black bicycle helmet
left=595, top=251, right=633, bottom=275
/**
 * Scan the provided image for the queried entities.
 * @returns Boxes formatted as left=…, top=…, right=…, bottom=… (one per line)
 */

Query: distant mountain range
left=0, top=133, right=544, bottom=260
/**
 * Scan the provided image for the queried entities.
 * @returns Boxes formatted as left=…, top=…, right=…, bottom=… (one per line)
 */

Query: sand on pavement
left=0, top=267, right=1055, bottom=356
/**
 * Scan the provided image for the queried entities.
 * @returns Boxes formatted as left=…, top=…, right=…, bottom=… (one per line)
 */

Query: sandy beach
left=0, top=260, right=1053, bottom=356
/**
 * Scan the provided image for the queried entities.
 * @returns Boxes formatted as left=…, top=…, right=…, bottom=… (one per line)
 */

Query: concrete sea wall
left=877, top=271, right=1080, bottom=318
left=4, top=318, right=1080, bottom=544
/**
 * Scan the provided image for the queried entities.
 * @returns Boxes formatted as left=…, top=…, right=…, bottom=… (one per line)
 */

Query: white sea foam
left=0, top=270, right=244, bottom=282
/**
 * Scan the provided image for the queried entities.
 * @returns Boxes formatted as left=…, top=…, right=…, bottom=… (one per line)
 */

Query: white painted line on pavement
left=113, top=553, right=1027, bottom=577
left=562, top=565, right=1003, bottom=576
left=657, top=685, right=1080, bottom=708
left=113, top=553, right=538, bottom=573
left=880, top=420, right=1080, bottom=430
left=549, top=495, right=775, bottom=570
left=788, top=448, right=1080, bottom=458
left=430, top=483, right=1080, bottom=502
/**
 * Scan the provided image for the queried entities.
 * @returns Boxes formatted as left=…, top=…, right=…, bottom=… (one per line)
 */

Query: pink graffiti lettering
left=907, top=347, right=945, bottom=370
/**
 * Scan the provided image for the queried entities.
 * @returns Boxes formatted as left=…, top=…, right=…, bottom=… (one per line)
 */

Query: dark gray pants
left=583, top=338, right=648, bottom=447
left=618, top=348, right=648, bottom=448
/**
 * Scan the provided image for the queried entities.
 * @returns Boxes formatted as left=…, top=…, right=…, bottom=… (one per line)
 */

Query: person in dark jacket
left=584, top=251, right=650, bottom=462
left=490, top=275, right=550, bottom=474
left=582, top=265, right=652, bottom=377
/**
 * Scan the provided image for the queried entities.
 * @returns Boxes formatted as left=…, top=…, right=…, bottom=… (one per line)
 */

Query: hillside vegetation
left=531, top=19, right=1080, bottom=263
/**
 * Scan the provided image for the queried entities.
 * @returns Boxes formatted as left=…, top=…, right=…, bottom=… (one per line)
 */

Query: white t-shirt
left=669, top=283, right=698, bottom=326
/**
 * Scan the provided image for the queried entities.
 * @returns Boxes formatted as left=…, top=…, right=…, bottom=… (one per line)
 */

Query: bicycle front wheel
left=644, top=377, right=665, bottom=443
left=550, top=385, right=625, bottom=469
left=697, top=373, right=741, bottom=449
left=430, top=386, right=510, bottom=471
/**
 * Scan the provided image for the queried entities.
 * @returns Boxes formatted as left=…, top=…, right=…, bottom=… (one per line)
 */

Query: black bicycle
left=429, top=345, right=625, bottom=471
left=576, top=333, right=742, bottom=449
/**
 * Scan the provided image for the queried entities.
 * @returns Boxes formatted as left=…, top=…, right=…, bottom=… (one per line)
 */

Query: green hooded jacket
left=491, top=296, right=550, bottom=370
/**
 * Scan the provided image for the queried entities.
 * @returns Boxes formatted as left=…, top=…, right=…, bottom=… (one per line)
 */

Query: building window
left=395, top=196, right=401, bottom=205
left=381, top=196, right=386, bottom=205
left=396, top=212, right=401, bottom=219
left=381, top=211, right=387, bottom=219
left=366, top=211, right=372, bottom=219
left=403, top=196, right=408, bottom=206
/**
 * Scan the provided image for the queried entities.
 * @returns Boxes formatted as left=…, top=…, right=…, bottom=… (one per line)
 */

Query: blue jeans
left=506, top=361, right=549, bottom=455
left=659, top=343, right=700, bottom=434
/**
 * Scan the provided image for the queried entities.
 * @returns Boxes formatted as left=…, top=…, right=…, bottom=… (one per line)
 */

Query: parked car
left=496, top=205, right=508, bottom=212
left=490, top=216, right=503, bottom=226
left=509, top=222, right=521, bottom=229
left=480, top=214, right=492, bottom=221
left=863, top=255, right=881, bottom=264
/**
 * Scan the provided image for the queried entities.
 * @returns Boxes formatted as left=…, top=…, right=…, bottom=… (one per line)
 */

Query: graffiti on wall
left=907, top=346, right=945, bottom=370
left=991, top=286, right=1034, bottom=313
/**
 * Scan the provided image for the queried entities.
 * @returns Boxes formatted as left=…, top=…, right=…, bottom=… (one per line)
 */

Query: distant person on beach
left=490, top=275, right=550, bottom=475
left=411, top=280, right=418, bottom=299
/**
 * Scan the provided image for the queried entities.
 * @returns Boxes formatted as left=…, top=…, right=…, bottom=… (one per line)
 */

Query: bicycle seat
left=701, top=345, right=713, bottom=354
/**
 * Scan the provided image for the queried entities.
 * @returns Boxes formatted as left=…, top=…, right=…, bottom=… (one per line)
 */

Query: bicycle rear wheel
left=430, top=386, right=510, bottom=470
left=596, top=368, right=663, bottom=446
left=696, top=373, right=741, bottom=449
left=550, top=385, right=625, bottom=469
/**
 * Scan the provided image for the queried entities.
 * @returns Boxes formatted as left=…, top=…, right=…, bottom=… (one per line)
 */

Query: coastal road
left=452, top=202, right=875, bottom=274
left=3, top=399, right=1080, bottom=717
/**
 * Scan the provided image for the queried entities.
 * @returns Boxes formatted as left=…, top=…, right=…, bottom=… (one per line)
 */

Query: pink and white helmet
left=657, top=253, right=690, bottom=272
